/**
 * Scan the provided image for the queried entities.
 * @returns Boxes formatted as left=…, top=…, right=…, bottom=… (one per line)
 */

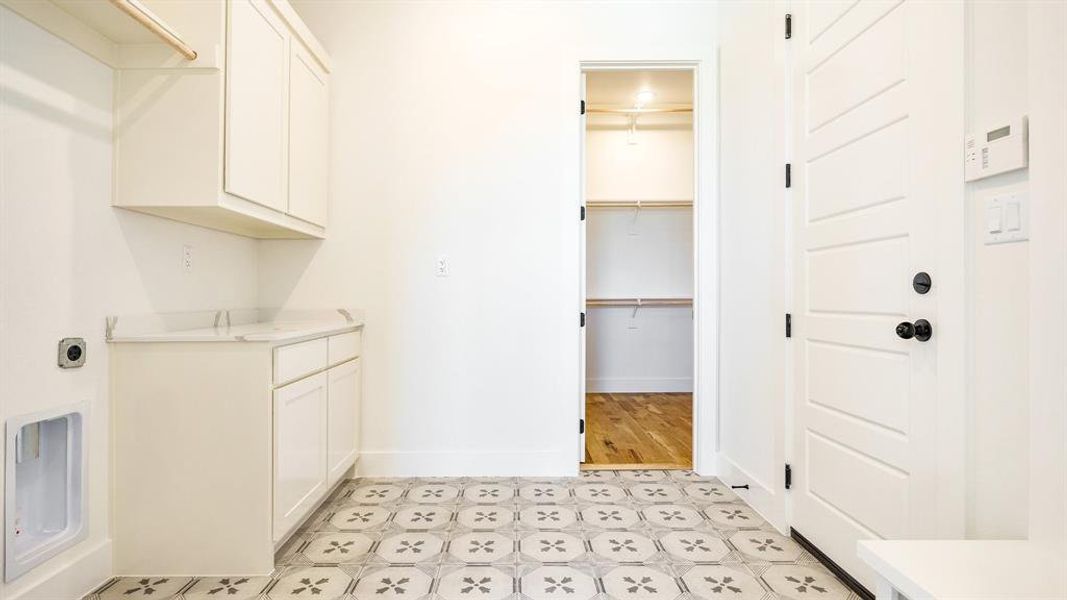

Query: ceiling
left=586, top=70, right=693, bottom=108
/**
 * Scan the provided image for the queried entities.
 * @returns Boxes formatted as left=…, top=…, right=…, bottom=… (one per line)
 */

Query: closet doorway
left=580, top=67, right=695, bottom=470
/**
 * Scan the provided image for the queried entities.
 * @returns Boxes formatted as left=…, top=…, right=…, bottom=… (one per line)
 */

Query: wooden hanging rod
left=587, top=199, right=693, bottom=208
left=586, top=106, right=693, bottom=114
left=108, top=0, right=198, bottom=60
left=586, top=298, right=693, bottom=307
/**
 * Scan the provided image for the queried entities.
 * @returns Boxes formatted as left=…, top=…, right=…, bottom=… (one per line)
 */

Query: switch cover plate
left=984, top=192, right=1029, bottom=245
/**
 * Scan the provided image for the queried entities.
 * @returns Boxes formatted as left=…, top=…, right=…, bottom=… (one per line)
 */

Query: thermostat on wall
left=965, top=116, right=1028, bottom=182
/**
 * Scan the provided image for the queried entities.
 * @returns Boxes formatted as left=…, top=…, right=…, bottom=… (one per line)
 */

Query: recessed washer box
left=4, top=404, right=87, bottom=582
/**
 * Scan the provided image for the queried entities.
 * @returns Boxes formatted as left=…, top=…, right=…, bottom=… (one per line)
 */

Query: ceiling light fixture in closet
left=635, top=90, right=656, bottom=106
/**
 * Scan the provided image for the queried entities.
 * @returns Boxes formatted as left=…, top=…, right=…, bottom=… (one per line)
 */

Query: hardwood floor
left=583, top=392, right=692, bottom=469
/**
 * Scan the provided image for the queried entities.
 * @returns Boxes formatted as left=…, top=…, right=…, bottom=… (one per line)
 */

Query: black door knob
left=896, top=319, right=932, bottom=342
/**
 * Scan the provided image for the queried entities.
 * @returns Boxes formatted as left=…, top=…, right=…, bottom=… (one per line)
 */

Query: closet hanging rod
left=108, top=0, right=198, bottom=60
left=587, top=199, right=693, bottom=208
left=586, top=106, right=693, bottom=114
left=586, top=298, right=693, bottom=307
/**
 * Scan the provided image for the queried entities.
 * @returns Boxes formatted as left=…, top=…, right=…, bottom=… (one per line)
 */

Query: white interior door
left=579, top=71, right=588, bottom=463
left=791, top=0, right=963, bottom=590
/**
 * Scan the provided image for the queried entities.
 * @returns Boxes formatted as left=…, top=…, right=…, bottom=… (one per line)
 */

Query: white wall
left=715, top=0, right=788, bottom=531
left=1026, top=0, right=1067, bottom=551
left=585, top=126, right=693, bottom=392
left=262, top=1, right=720, bottom=476
left=0, top=8, right=259, bottom=598
left=964, top=1, right=1031, bottom=539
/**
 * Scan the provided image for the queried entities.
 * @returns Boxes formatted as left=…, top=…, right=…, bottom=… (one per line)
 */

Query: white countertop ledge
left=106, top=308, right=363, bottom=344
left=108, top=321, right=362, bottom=343
left=858, top=539, right=1067, bottom=600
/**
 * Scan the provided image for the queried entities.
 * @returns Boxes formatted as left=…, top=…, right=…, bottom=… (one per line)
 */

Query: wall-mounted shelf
left=586, top=105, right=693, bottom=115
left=587, top=199, right=693, bottom=209
left=587, top=298, right=693, bottom=307
left=0, top=0, right=200, bottom=68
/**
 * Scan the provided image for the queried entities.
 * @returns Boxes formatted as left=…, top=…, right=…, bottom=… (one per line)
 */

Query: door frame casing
left=713, top=0, right=792, bottom=534
left=577, top=60, right=713, bottom=473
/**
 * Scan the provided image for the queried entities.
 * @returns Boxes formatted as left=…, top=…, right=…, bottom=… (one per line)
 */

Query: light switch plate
left=984, top=191, right=1029, bottom=245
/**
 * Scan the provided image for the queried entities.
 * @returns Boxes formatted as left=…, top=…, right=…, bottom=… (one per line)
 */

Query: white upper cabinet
left=112, top=0, right=331, bottom=239
left=287, top=39, right=330, bottom=226
left=225, top=0, right=288, bottom=213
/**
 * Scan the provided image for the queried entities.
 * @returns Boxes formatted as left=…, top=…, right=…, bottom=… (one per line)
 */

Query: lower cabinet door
left=327, top=358, right=361, bottom=486
left=273, top=371, right=328, bottom=542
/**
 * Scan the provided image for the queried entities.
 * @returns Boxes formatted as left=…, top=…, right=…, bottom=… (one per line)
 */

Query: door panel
left=273, top=372, right=327, bottom=541
left=225, top=0, right=287, bottom=211
left=806, top=432, right=908, bottom=538
left=807, top=340, right=909, bottom=433
left=806, top=121, right=907, bottom=221
left=806, top=4, right=905, bottom=130
left=327, top=358, right=361, bottom=486
left=806, top=238, right=909, bottom=314
left=288, top=41, right=329, bottom=226
left=791, top=0, right=962, bottom=589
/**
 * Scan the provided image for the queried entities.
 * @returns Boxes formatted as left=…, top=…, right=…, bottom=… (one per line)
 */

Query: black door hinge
left=579, top=419, right=586, bottom=434
left=580, top=312, right=586, bottom=327
left=785, top=14, right=792, bottom=39
left=785, top=464, right=793, bottom=490
left=785, top=163, right=792, bottom=188
left=580, top=99, right=586, bottom=115
left=785, top=313, right=792, bottom=338
left=580, top=205, right=586, bottom=221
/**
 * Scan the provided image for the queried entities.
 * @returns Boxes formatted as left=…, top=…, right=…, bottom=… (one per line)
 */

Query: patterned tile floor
left=87, top=471, right=861, bottom=600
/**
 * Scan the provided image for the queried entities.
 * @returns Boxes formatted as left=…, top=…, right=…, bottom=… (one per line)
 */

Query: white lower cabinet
left=327, top=358, right=361, bottom=486
left=111, top=326, right=362, bottom=575
left=273, top=371, right=328, bottom=541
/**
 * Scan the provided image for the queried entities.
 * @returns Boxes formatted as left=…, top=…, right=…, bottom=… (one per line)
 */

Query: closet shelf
left=1, top=0, right=199, bottom=67
left=586, top=105, right=693, bottom=114
left=107, top=0, right=196, bottom=59
left=587, top=298, right=693, bottom=307
left=587, top=199, right=693, bottom=208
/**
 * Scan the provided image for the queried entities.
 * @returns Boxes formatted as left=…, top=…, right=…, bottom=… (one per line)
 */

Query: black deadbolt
left=913, top=272, right=932, bottom=294
left=896, top=319, right=932, bottom=342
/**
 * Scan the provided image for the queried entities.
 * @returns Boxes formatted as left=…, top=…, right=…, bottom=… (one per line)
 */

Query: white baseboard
left=586, top=377, right=694, bottom=393
left=716, top=454, right=787, bottom=534
left=7, top=539, right=112, bottom=600
left=358, top=450, right=577, bottom=478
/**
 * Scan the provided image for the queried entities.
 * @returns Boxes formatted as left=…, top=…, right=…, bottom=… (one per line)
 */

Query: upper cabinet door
left=225, top=0, right=287, bottom=212
left=287, top=41, right=329, bottom=226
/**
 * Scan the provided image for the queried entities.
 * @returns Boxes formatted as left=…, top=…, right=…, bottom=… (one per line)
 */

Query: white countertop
left=858, top=539, right=1067, bottom=599
left=106, top=308, right=363, bottom=344
left=108, top=320, right=361, bottom=343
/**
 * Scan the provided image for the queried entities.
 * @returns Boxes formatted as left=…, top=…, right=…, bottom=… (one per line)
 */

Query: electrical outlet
left=182, top=244, right=193, bottom=272
left=435, top=255, right=450, bottom=277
